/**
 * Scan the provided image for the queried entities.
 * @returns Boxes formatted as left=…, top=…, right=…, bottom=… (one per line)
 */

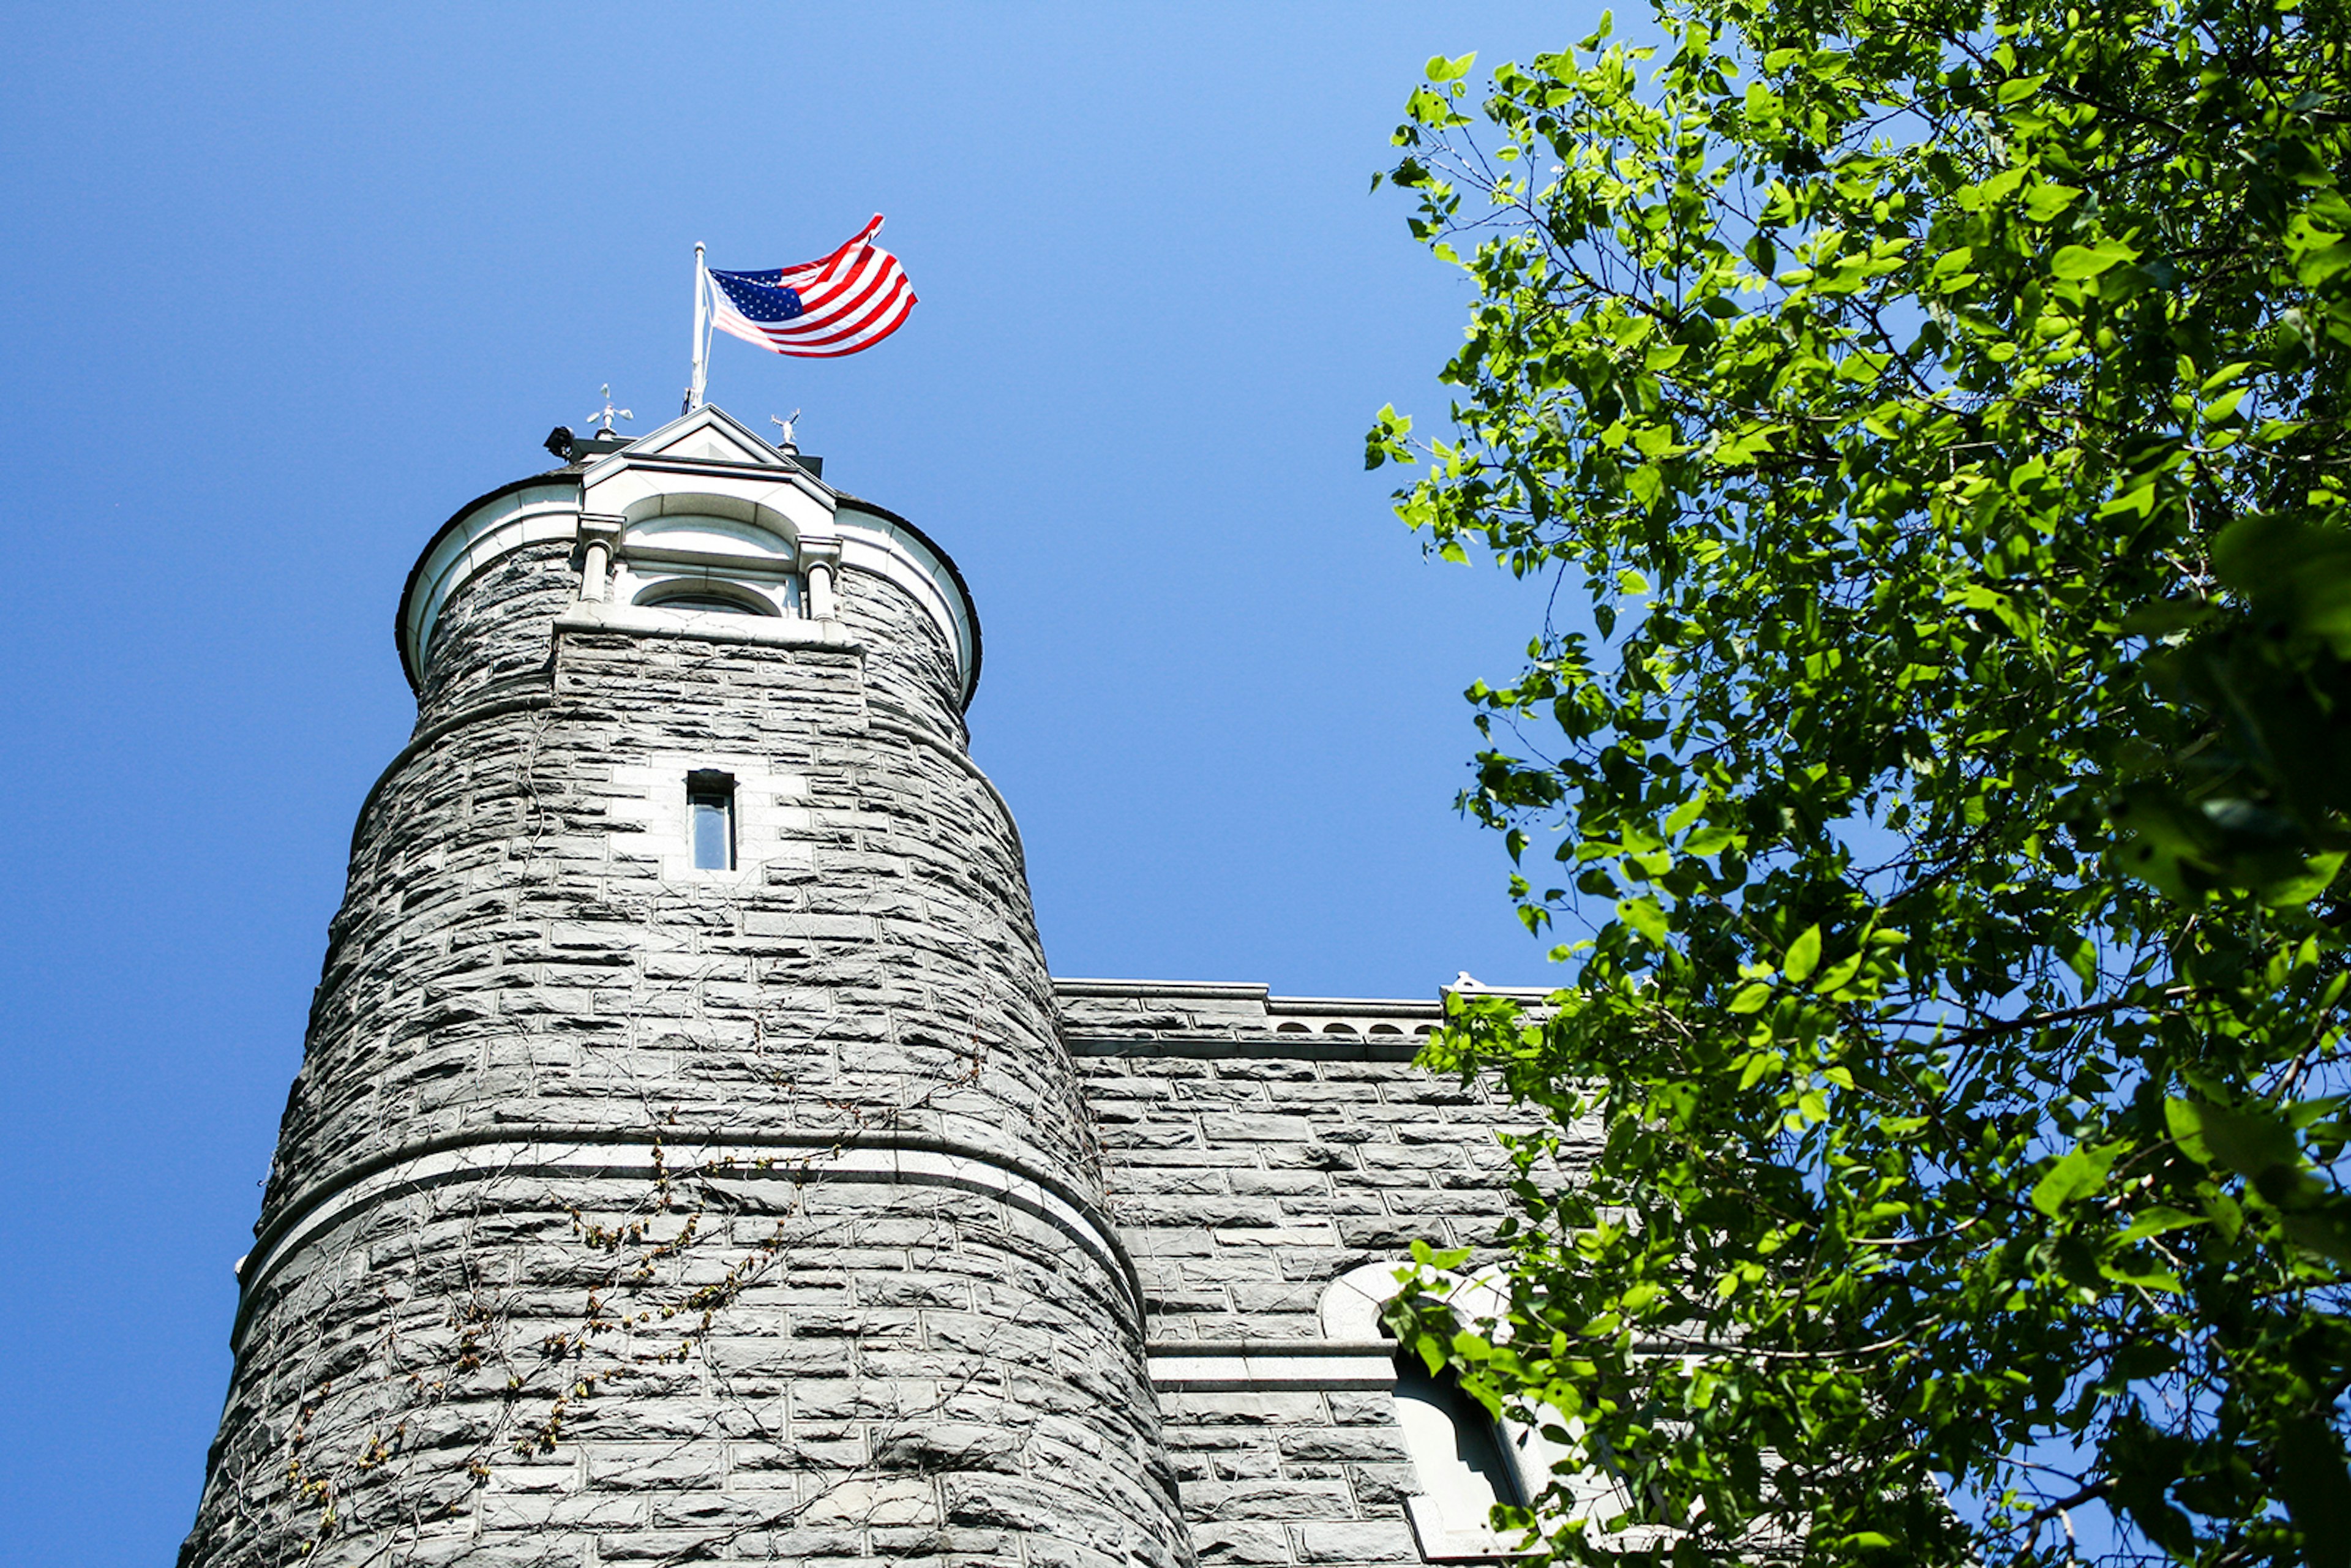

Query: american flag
left=707, top=216, right=917, bottom=359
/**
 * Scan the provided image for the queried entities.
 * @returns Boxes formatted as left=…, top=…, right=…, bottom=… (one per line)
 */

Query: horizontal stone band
left=1144, top=1340, right=1400, bottom=1392
left=233, top=1128, right=1144, bottom=1355
left=551, top=599, right=867, bottom=651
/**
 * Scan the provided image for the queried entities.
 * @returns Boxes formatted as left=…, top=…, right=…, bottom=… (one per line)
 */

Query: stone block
left=871, top=1420, right=1023, bottom=1474
left=1182, top=1478, right=1354, bottom=1521
left=479, top=1492, right=647, bottom=1531
left=586, top=1447, right=727, bottom=1490
left=651, top=1490, right=792, bottom=1529
left=593, top=1531, right=733, bottom=1561
left=1278, top=1430, right=1409, bottom=1464
left=1192, top=1522, right=1293, bottom=1564
left=1294, top=1520, right=1419, bottom=1562
left=1201, top=1114, right=1317, bottom=1143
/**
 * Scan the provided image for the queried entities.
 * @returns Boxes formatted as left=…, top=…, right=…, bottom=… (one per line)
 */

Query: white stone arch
left=1319, top=1259, right=1507, bottom=1342
left=629, top=576, right=787, bottom=618
left=1319, top=1261, right=1637, bottom=1561
left=615, top=489, right=803, bottom=559
left=401, top=481, right=584, bottom=684
left=607, top=491, right=808, bottom=620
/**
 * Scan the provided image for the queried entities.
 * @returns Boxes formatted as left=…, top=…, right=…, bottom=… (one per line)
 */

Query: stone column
left=801, top=537, right=842, bottom=621
left=574, top=511, right=623, bottom=602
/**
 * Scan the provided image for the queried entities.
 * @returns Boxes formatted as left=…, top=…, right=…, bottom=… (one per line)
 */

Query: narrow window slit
left=687, top=771, right=736, bottom=871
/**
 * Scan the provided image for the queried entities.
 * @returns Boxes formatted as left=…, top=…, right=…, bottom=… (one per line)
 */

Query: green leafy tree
left=1370, top=3, right=2351, bottom=1563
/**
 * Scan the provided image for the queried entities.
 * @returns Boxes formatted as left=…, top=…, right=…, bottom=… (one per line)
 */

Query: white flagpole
left=687, top=241, right=710, bottom=412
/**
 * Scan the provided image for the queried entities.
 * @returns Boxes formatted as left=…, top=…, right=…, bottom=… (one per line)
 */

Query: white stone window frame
left=629, top=571, right=803, bottom=620
left=1321, top=1262, right=1639, bottom=1563
left=602, top=499, right=811, bottom=622
left=403, top=407, right=980, bottom=701
left=607, top=751, right=813, bottom=885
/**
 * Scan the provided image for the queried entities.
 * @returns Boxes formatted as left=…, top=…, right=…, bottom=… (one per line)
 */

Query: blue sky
left=0, top=3, right=1601, bottom=1559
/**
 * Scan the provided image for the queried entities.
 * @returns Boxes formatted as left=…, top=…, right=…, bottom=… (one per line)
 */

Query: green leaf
left=2273, top=1420, right=2351, bottom=1568
left=1683, top=824, right=1739, bottom=856
left=2113, top=1206, right=2204, bottom=1245
left=1782, top=925, right=1822, bottom=983
left=2098, top=1260, right=2184, bottom=1292
left=1618, top=895, right=1669, bottom=943
left=2118, top=599, right=2211, bottom=637
left=2279, top=1209, right=2351, bottom=1266
left=1811, top=950, right=1866, bottom=997
left=2020, top=182, right=2082, bottom=221
left=2165, top=1098, right=2298, bottom=1180
left=2050, top=239, right=2138, bottom=279
left=2031, top=1142, right=2120, bottom=1218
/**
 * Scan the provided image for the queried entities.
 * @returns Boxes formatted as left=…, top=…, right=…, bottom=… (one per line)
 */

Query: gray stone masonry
left=183, top=430, right=1564, bottom=1568
left=1056, top=981, right=1572, bottom=1568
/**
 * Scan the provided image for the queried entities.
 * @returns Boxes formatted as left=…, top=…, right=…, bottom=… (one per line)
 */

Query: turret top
left=395, top=404, right=981, bottom=705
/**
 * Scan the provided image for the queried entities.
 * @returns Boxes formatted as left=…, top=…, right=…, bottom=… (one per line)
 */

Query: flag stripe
left=710, top=271, right=913, bottom=354
left=707, top=216, right=916, bottom=360
left=770, top=267, right=903, bottom=348
left=768, top=257, right=892, bottom=343
left=779, top=294, right=917, bottom=357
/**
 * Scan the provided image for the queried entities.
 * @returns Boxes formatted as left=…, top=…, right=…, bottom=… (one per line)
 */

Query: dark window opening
left=661, top=592, right=760, bottom=615
left=688, top=771, right=736, bottom=871
left=634, top=580, right=780, bottom=618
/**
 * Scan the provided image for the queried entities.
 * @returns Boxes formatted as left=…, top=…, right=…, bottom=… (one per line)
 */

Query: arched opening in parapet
left=634, top=578, right=786, bottom=617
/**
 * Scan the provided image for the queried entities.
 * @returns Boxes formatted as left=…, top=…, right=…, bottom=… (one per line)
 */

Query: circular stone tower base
left=180, top=407, right=1191, bottom=1568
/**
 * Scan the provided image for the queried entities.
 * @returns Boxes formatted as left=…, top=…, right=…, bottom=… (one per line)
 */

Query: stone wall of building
left=185, top=416, right=1564, bottom=1568
left=1055, top=981, right=1566, bottom=1568
left=183, top=465, right=1188, bottom=1567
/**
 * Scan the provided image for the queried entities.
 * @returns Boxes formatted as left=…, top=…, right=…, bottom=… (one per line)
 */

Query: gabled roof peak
left=601, top=404, right=792, bottom=471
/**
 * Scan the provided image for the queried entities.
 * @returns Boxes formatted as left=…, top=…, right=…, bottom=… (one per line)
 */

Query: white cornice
left=398, top=407, right=981, bottom=704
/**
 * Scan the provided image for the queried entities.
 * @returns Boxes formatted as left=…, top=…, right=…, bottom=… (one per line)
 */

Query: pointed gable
left=622, top=405, right=790, bottom=468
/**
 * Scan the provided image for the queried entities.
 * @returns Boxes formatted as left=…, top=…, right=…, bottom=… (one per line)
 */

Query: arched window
left=1319, top=1261, right=1643, bottom=1560
left=655, top=591, right=759, bottom=615
left=1320, top=1263, right=1534, bottom=1559
left=1390, top=1348, right=1524, bottom=1541
left=633, top=579, right=784, bottom=618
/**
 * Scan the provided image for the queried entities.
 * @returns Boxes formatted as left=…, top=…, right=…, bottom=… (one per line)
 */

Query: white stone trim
left=604, top=405, right=795, bottom=469
left=1054, top=978, right=1274, bottom=1002
left=552, top=599, right=859, bottom=653
left=1405, top=1493, right=1541, bottom=1562
left=601, top=750, right=815, bottom=884
left=399, top=408, right=979, bottom=700
left=405, top=484, right=582, bottom=673
left=1321, top=1259, right=1411, bottom=1340
left=1144, top=1340, right=1397, bottom=1391
left=836, top=503, right=975, bottom=696
left=236, top=1136, right=1140, bottom=1347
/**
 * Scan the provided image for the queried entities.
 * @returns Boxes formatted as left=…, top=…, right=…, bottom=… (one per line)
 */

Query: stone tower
left=182, top=407, right=1193, bottom=1567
